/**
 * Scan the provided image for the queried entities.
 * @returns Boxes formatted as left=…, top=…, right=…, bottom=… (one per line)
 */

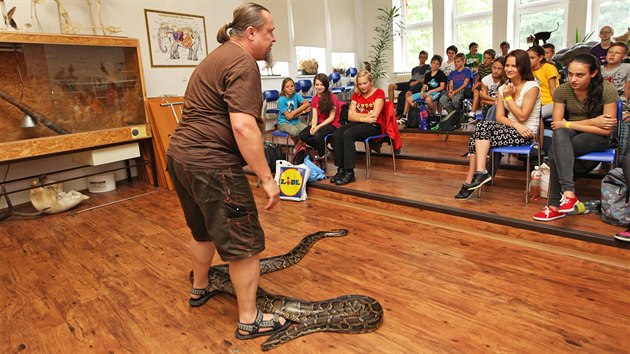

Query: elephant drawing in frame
left=157, top=24, right=202, bottom=62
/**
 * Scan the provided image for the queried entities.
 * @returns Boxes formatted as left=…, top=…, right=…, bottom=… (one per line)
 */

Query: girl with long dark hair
left=533, top=54, right=618, bottom=221
left=299, top=73, right=340, bottom=159
left=455, top=49, right=541, bottom=199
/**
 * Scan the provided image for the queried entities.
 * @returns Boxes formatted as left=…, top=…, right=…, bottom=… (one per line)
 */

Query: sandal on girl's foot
left=235, top=310, right=291, bottom=340
left=189, top=286, right=218, bottom=307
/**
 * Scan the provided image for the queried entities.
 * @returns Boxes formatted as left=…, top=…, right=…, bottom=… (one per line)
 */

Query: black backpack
left=439, top=110, right=463, bottom=132
left=406, top=105, right=419, bottom=128
left=264, top=141, right=284, bottom=173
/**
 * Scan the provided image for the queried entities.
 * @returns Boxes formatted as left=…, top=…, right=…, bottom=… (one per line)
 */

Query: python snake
left=194, top=229, right=384, bottom=351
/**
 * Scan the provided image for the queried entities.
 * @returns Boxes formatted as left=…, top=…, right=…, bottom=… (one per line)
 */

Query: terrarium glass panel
left=0, top=41, right=146, bottom=143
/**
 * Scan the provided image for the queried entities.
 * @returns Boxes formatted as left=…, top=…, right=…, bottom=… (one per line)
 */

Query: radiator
left=392, top=72, right=412, bottom=83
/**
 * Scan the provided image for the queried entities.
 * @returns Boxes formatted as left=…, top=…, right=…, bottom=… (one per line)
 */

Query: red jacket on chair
left=377, top=101, right=402, bottom=151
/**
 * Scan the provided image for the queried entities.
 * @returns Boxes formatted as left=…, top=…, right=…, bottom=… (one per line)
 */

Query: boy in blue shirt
left=439, top=53, right=473, bottom=118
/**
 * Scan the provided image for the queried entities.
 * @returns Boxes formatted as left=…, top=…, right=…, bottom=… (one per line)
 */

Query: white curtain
left=329, top=0, right=356, bottom=52
left=291, top=0, right=326, bottom=47
left=259, top=0, right=291, bottom=61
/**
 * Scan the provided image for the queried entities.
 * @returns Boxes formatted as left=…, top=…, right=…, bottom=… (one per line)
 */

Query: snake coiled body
left=199, top=229, right=384, bottom=350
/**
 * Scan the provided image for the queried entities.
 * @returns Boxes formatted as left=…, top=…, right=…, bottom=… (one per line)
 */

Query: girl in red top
left=298, top=73, right=340, bottom=159
left=331, top=69, right=385, bottom=185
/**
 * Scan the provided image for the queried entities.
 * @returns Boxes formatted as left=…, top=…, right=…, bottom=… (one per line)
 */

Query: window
left=454, top=0, right=492, bottom=52
left=404, top=29, right=432, bottom=69
left=332, top=52, right=356, bottom=72
left=257, top=61, right=289, bottom=77
left=296, top=46, right=325, bottom=76
left=394, top=0, right=432, bottom=72
left=456, top=19, right=493, bottom=53
left=456, top=0, right=492, bottom=15
left=515, top=1, right=566, bottom=49
left=596, top=0, right=630, bottom=36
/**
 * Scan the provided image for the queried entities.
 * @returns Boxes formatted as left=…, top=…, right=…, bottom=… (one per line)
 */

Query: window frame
left=514, top=0, right=568, bottom=49
left=452, top=2, right=492, bottom=54
left=394, top=0, right=433, bottom=72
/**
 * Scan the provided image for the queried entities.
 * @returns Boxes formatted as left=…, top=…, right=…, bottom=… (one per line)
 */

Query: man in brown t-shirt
left=167, top=3, right=289, bottom=339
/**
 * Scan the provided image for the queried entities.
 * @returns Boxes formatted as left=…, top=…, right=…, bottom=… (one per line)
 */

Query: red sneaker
left=614, top=229, right=630, bottom=242
left=558, top=195, right=579, bottom=213
left=533, top=206, right=567, bottom=221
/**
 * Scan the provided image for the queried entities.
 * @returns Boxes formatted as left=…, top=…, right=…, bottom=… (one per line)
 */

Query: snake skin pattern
left=195, top=229, right=384, bottom=351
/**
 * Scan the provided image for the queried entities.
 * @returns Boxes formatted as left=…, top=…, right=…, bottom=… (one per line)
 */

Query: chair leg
left=391, top=143, right=396, bottom=173
left=286, top=135, right=291, bottom=161
left=365, top=142, right=371, bottom=179
left=490, top=152, right=495, bottom=186
left=525, top=153, right=531, bottom=204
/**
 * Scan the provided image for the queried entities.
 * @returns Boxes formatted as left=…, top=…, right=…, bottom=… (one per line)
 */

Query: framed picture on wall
left=144, top=9, right=208, bottom=67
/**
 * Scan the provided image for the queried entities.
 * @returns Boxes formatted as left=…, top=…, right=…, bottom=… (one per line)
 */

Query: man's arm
left=230, top=112, right=279, bottom=210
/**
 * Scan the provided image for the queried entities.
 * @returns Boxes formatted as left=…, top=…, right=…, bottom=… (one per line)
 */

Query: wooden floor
left=304, top=129, right=626, bottom=244
left=1, top=180, right=629, bottom=353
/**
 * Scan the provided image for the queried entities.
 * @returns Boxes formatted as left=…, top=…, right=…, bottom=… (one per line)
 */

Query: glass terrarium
left=0, top=33, right=149, bottom=161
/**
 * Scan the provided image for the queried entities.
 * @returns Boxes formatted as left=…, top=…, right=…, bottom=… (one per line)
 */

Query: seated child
left=388, top=50, right=430, bottom=117
left=405, top=54, right=447, bottom=117
left=465, top=42, right=483, bottom=73
left=455, top=50, right=541, bottom=200
left=533, top=54, right=618, bottom=221
left=528, top=45, right=559, bottom=118
left=467, top=49, right=496, bottom=121
left=543, top=43, right=565, bottom=83
left=602, top=41, right=630, bottom=102
left=479, top=57, right=507, bottom=121
left=439, top=53, right=474, bottom=118
left=440, top=45, right=458, bottom=78
left=277, top=78, right=311, bottom=143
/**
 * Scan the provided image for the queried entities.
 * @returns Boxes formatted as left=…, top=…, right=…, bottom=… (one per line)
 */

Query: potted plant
left=368, top=6, right=403, bottom=81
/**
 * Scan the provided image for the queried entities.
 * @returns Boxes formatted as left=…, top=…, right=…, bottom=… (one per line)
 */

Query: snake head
left=323, top=229, right=349, bottom=237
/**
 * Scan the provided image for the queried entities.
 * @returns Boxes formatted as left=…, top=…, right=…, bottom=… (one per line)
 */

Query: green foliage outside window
left=404, top=29, right=433, bottom=69
left=406, top=0, right=432, bottom=24
left=598, top=0, right=630, bottom=37
left=456, top=0, right=492, bottom=15
left=456, top=19, right=493, bottom=53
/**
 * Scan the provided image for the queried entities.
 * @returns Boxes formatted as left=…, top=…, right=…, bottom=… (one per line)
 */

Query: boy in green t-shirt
left=465, top=42, right=483, bottom=72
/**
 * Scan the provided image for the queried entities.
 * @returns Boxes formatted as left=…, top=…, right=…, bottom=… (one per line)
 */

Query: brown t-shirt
left=167, top=41, right=263, bottom=168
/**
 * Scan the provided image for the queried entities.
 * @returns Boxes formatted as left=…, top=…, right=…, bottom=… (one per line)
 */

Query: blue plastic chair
left=575, top=100, right=623, bottom=166
left=262, top=90, right=280, bottom=116
left=543, top=100, right=623, bottom=201
left=362, top=102, right=397, bottom=179
left=488, top=115, right=544, bottom=203
left=297, top=79, right=313, bottom=100
left=271, top=130, right=290, bottom=147
left=329, top=72, right=342, bottom=86
left=263, top=90, right=290, bottom=155
left=346, top=67, right=358, bottom=77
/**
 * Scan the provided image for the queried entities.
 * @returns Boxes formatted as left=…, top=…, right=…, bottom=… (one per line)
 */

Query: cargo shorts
left=167, top=156, right=265, bottom=261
